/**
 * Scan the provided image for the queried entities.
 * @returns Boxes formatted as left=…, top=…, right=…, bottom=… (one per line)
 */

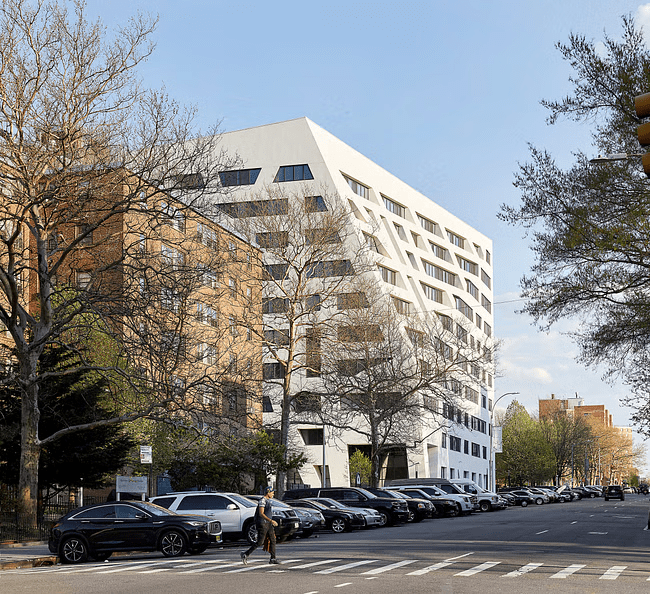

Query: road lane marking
left=94, top=562, right=159, bottom=573
left=315, top=560, right=378, bottom=574
left=455, top=562, right=500, bottom=576
left=550, top=564, right=586, bottom=578
left=361, top=560, right=417, bottom=574
left=536, top=530, right=548, bottom=534
left=502, top=562, right=543, bottom=577
left=334, top=584, right=353, bottom=588
left=588, top=532, right=608, bottom=535
left=600, top=565, right=626, bottom=580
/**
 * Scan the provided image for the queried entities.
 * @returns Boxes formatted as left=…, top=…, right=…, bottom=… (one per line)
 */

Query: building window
left=392, top=296, right=411, bottom=314
left=264, top=329, right=289, bottom=346
left=486, top=250, right=491, bottom=264
left=299, top=428, right=324, bottom=445
left=417, top=214, right=436, bottom=233
left=275, top=164, right=313, bottom=182
left=441, top=433, right=447, bottom=448
left=393, top=223, right=407, bottom=240
left=447, top=230, right=464, bottom=248
left=484, top=322, right=492, bottom=337
left=449, top=436, right=461, bottom=452
left=441, top=467, right=447, bottom=479
left=481, top=295, right=492, bottom=313
left=430, top=242, right=448, bottom=260
left=455, top=296, right=473, bottom=321
left=305, top=195, right=328, bottom=212
left=466, top=279, right=479, bottom=300
left=306, top=260, right=354, bottom=278
left=422, top=260, right=456, bottom=286
left=421, top=282, right=443, bottom=303
left=472, top=443, right=481, bottom=458
left=458, top=256, right=478, bottom=275
left=464, top=440, right=470, bottom=455
left=76, top=271, right=91, bottom=289
left=379, top=265, right=397, bottom=285
left=264, top=263, right=289, bottom=280
left=343, top=174, right=369, bottom=199
left=75, top=224, right=93, bottom=246
left=262, top=297, right=289, bottom=314
left=337, top=292, right=369, bottom=309
left=481, top=269, right=492, bottom=289
left=219, top=168, right=261, bottom=187
left=382, top=195, right=406, bottom=218
left=263, top=362, right=285, bottom=379
left=217, top=199, right=288, bottom=218
left=229, top=277, right=237, bottom=298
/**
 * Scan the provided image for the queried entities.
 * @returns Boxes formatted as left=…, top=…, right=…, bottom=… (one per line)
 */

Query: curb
left=0, top=556, right=58, bottom=570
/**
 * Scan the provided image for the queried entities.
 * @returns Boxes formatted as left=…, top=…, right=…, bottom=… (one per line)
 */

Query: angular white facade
left=215, top=118, right=495, bottom=489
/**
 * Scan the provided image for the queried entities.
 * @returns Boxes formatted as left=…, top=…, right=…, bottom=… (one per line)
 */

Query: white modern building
left=212, top=117, right=495, bottom=489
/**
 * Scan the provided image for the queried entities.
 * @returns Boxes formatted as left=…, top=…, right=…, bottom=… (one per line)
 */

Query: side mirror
left=226, top=504, right=238, bottom=510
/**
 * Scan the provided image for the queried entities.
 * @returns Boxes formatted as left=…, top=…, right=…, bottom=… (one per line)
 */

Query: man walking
left=241, top=486, right=281, bottom=565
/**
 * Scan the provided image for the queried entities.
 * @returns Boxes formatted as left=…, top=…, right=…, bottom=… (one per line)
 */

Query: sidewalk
left=0, top=541, right=57, bottom=570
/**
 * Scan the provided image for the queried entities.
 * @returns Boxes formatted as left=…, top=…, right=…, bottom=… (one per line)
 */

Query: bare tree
left=316, top=282, right=493, bottom=487
left=221, top=185, right=375, bottom=494
left=0, top=0, right=247, bottom=523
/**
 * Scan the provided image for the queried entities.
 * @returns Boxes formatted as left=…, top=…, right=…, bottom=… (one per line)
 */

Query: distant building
left=539, top=394, right=613, bottom=427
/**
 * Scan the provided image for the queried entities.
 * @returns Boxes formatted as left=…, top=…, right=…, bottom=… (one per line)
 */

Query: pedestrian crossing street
left=5, top=553, right=648, bottom=582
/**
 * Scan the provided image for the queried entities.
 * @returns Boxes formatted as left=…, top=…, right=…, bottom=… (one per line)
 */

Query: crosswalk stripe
left=225, top=559, right=302, bottom=573
left=406, top=552, right=473, bottom=576
left=289, top=559, right=341, bottom=569
left=550, top=564, right=586, bottom=578
left=502, top=562, right=543, bottom=577
left=600, top=565, right=626, bottom=580
left=179, top=560, right=262, bottom=574
left=455, top=562, right=501, bottom=576
left=315, top=560, right=379, bottom=574
left=361, top=560, right=417, bottom=575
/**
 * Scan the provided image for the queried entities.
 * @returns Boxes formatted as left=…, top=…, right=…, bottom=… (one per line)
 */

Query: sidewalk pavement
left=0, top=541, right=57, bottom=570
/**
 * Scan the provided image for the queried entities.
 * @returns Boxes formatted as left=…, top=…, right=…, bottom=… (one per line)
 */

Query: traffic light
left=634, top=92, right=650, bottom=175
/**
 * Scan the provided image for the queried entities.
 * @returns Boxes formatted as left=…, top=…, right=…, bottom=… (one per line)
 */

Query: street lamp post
left=489, top=392, right=519, bottom=492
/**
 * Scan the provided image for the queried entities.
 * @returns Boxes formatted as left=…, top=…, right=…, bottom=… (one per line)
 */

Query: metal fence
left=0, top=487, right=104, bottom=542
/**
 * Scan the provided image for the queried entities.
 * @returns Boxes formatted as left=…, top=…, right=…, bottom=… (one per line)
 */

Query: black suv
left=282, top=487, right=409, bottom=526
left=604, top=485, right=625, bottom=501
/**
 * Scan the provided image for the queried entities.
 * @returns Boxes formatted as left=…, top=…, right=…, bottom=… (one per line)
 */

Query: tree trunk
left=19, top=377, right=40, bottom=527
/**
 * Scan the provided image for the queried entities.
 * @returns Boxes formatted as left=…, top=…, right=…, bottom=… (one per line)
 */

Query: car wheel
left=160, top=530, right=187, bottom=557
left=521, top=500, right=528, bottom=507
left=92, top=551, right=112, bottom=561
left=188, top=544, right=208, bottom=555
left=60, top=536, right=88, bottom=564
left=330, top=518, right=346, bottom=533
left=590, top=493, right=595, bottom=498
left=447, top=506, right=459, bottom=517
left=407, top=510, right=415, bottom=522
left=377, top=512, right=388, bottom=527
left=479, top=501, right=491, bottom=512
left=245, top=523, right=258, bottom=545
left=535, top=498, right=543, bottom=505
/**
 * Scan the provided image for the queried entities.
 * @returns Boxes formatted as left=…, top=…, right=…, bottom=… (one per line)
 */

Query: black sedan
left=286, top=498, right=366, bottom=533
left=48, top=500, right=222, bottom=564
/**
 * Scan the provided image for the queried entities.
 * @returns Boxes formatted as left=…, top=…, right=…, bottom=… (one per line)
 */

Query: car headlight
left=183, top=521, right=206, bottom=527
left=417, top=503, right=425, bottom=508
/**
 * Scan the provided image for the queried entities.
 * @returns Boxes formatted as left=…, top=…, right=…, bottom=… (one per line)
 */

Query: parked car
left=500, top=490, right=535, bottom=507
left=526, top=488, right=549, bottom=505
left=604, top=485, right=625, bottom=501
left=282, top=487, right=409, bottom=526
left=150, top=491, right=299, bottom=544
left=366, top=488, right=433, bottom=522
left=285, top=498, right=366, bottom=532
left=48, top=500, right=222, bottom=564
left=388, top=482, right=475, bottom=515
left=391, top=487, right=460, bottom=517
left=450, top=479, right=507, bottom=512
left=247, top=496, right=324, bottom=538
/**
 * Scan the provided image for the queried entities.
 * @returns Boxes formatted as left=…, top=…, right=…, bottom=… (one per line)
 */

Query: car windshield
left=229, top=494, right=256, bottom=507
left=270, top=498, right=290, bottom=508
left=355, top=488, right=376, bottom=498
left=302, top=500, right=327, bottom=510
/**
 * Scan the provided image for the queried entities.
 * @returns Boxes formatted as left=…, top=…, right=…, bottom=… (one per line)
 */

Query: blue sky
left=88, top=1, right=650, bottom=455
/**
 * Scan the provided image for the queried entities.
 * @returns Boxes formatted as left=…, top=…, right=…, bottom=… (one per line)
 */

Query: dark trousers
left=244, top=521, right=276, bottom=559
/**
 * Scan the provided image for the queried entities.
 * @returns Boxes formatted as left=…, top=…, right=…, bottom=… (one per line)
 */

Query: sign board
left=140, top=445, right=152, bottom=464
left=116, top=475, right=148, bottom=496
left=493, top=427, right=503, bottom=453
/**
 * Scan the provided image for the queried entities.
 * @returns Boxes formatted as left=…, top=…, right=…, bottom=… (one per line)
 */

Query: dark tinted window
left=115, top=504, right=148, bottom=519
left=74, top=505, right=116, bottom=519
left=151, top=497, right=175, bottom=509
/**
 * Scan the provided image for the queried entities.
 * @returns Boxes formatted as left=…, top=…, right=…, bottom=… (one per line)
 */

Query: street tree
left=317, top=286, right=492, bottom=487
left=0, top=0, right=248, bottom=523
left=496, top=401, right=554, bottom=486
left=498, top=16, right=650, bottom=434
left=539, top=412, right=592, bottom=484
left=223, top=185, right=374, bottom=494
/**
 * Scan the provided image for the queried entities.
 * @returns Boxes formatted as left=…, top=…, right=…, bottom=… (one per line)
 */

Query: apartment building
left=211, top=118, right=495, bottom=488
left=1, top=172, right=264, bottom=434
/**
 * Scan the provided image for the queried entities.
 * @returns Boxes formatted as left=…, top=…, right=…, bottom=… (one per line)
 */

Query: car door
left=113, top=503, right=154, bottom=550
left=72, top=504, right=118, bottom=551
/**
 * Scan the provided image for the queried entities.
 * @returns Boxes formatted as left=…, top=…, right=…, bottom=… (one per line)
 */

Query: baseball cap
left=265, top=486, right=275, bottom=493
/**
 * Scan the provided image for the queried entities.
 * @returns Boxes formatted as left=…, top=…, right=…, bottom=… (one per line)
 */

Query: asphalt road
left=2, top=494, right=649, bottom=594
